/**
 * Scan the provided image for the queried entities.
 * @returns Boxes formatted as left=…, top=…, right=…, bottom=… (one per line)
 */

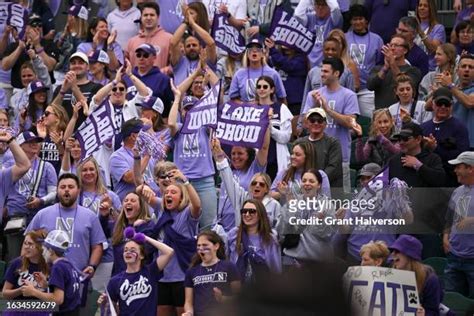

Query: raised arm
left=169, top=23, right=187, bottom=66
left=144, top=235, right=174, bottom=271
left=0, top=131, right=31, bottom=182
left=187, top=10, right=217, bottom=64
left=168, top=79, right=182, bottom=137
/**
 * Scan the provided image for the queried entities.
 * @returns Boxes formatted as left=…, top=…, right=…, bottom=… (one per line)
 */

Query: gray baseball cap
left=358, top=163, right=382, bottom=178
left=448, top=151, right=474, bottom=166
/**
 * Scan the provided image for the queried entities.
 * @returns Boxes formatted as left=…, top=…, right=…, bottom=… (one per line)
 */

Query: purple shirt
left=110, top=146, right=159, bottom=201
left=48, top=259, right=82, bottom=313
left=305, top=12, right=343, bottom=67
left=217, top=159, right=265, bottom=231
left=226, top=228, right=282, bottom=274
left=5, top=158, right=57, bottom=218
left=184, top=260, right=240, bottom=316
left=418, top=22, right=446, bottom=71
left=365, top=0, right=417, bottom=43
left=172, top=124, right=215, bottom=180
left=446, top=185, right=474, bottom=258
left=345, top=31, right=384, bottom=89
left=5, top=257, right=42, bottom=290
left=108, top=262, right=162, bottom=316
left=156, top=0, right=183, bottom=33
left=0, top=167, right=13, bottom=211
left=229, top=65, right=287, bottom=102
left=159, top=206, right=200, bottom=282
left=302, top=86, right=360, bottom=162
left=406, top=44, right=429, bottom=78
left=26, top=204, right=107, bottom=270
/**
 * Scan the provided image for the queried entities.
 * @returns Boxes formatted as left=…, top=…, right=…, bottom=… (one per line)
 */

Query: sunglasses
left=240, top=208, right=257, bottom=215
left=251, top=180, right=266, bottom=187
left=435, top=102, right=452, bottom=108
left=29, top=22, right=42, bottom=28
left=135, top=52, right=150, bottom=59
left=257, top=84, right=269, bottom=90
left=158, top=173, right=171, bottom=180
left=43, top=110, right=53, bottom=117
left=112, top=86, right=126, bottom=92
left=399, top=135, right=414, bottom=142
left=308, top=116, right=325, bottom=124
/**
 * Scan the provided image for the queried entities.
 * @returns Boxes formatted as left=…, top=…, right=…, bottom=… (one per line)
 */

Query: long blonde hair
left=328, top=29, right=352, bottom=67
left=47, top=103, right=69, bottom=133
left=111, top=192, right=151, bottom=246
left=161, top=183, right=190, bottom=212
left=76, top=157, right=108, bottom=195
left=369, top=109, right=394, bottom=137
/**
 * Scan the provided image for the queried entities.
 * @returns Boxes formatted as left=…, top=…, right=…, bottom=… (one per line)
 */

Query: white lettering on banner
left=272, top=27, right=313, bottom=52
left=215, top=16, right=244, bottom=53
left=276, top=11, right=313, bottom=38
left=77, top=104, right=114, bottom=158
left=9, top=4, right=25, bottom=30
left=120, top=276, right=152, bottom=306
left=220, top=103, right=264, bottom=123
left=215, top=122, right=261, bottom=143
left=187, top=108, right=217, bottom=130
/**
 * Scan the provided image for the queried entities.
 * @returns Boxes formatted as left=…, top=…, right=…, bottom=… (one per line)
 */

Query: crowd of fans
left=0, top=0, right=473, bottom=315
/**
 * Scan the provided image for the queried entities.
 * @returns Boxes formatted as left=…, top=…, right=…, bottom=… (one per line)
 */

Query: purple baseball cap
left=138, top=96, right=164, bottom=114
left=65, top=5, right=89, bottom=20
left=27, top=80, right=49, bottom=96
left=88, top=50, right=110, bottom=64
left=135, top=43, right=157, bottom=56
left=16, top=131, right=44, bottom=145
left=389, top=235, right=422, bottom=261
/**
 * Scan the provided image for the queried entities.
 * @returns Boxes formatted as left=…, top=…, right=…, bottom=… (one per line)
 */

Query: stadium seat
left=442, top=291, right=474, bottom=315
left=423, top=257, right=447, bottom=277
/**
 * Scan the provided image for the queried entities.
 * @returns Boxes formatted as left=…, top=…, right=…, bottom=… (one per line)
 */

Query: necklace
left=202, top=259, right=220, bottom=273
left=58, top=204, right=78, bottom=236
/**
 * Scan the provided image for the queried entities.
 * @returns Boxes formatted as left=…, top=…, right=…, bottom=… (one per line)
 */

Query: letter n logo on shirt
left=56, top=217, right=75, bottom=243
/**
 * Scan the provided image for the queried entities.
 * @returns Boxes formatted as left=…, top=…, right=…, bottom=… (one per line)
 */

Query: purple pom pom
left=124, top=227, right=135, bottom=239
left=133, top=233, right=146, bottom=244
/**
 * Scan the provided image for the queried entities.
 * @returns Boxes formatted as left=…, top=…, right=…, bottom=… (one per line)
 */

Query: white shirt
left=107, top=6, right=141, bottom=51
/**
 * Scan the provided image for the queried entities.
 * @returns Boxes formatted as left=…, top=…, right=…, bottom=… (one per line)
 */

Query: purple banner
left=74, top=102, right=115, bottom=160
left=216, top=102, right=269, bottom=148
left=269, top=6, right=314, bottom=54
left=0, top=3, right=28, bottom=40
left=211, top=13, right=245, bottom=56
left=181, top=84, right=220, bottom=134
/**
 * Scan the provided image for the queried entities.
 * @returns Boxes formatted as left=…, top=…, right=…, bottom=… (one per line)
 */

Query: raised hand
left=107, top=30, right=117, bottom=46
left=170, top=78, right=181, bottom=98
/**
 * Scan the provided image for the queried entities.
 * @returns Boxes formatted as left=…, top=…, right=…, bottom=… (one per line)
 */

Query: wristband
left=226, top=12, right=231, bottom=18
left=35, top=47, right=44, bottom=54
left=88, top=264, right=97, bottom=271
left=59, top=90, right=66, bottom=96
left=134, top=156, right=141, bottom=160
left=6, top=137, right=14, bottom=144
left=447, top=83, right=456, bottom=90
left=183, top=180, right=190, bottom=186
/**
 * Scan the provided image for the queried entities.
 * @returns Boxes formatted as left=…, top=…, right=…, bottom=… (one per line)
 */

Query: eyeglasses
left=248, top=46, right=262, bottom=52
left=240, top=208, right=257, bottom=215
left=250, top=180, right=266, bottom=187
left=257, top=84, right=269, bottom=90
left=23, top=242, right=36, bottom=249
left=112, top=86, right=126, bottom=92
left=29, top=22, right=42, bottom=28
left=308, top=116, right=326, bottom=124
left=43, top=110, right=54, bottom=117
left=435, top=102, right=452, bottom=108
left=135, top=52, right=150, bottom=59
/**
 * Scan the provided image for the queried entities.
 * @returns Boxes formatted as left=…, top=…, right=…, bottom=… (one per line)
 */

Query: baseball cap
left=246, top=38, right=263, bottom=49
left=358, top=163, right=382, bottom=178
left=69, top=52, right=89, bottom=64
left=135, top=43, right=157, bottom=56
left=43, top=230, right=70, bottom=254
left=433, top=87, right=453, bottom=106
left=389, top=235, right=422, bottom=261
left=26, top=80, right=49, bottom=96
left=65, top=5, right=89, bottom=20
left=448, top=151, right=474, bottom=166
left=182, top=96, right=199, bottom=109
left=138, top=96, right=164, bottom=114
left=121, top=118, right=143, bottom=139
left=28, top=14, right=42, bottom=26
left=88, top=50, right=110, bottom=64
left=16, top=131, right=43, bottom=145
left=305, top=108, right=327, bottom=120
left=393, top=122, right=423, bottom=139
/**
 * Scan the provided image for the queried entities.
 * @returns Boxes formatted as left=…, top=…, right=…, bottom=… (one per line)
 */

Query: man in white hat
left=444, top=151, right=474, bottom=298
left=52, top=52, right=103, bottom=129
